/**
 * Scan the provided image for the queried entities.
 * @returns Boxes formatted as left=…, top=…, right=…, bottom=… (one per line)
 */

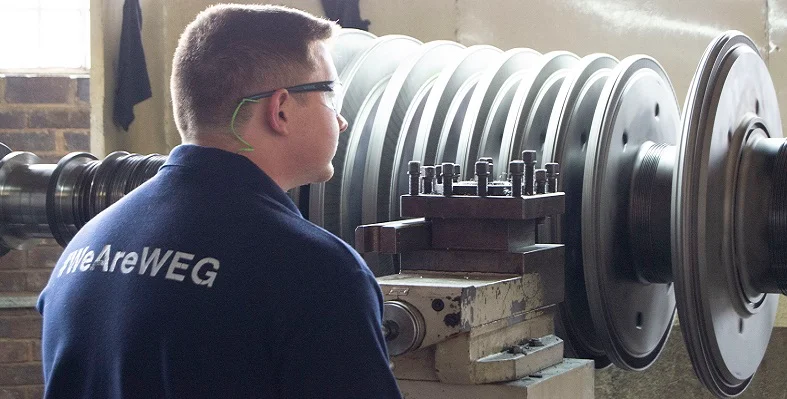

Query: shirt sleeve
left=277, top=266, right=402, bottom=399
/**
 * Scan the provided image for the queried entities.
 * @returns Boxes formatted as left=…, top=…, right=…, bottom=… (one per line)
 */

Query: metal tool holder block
left=356, top=158, right=570, bottom=385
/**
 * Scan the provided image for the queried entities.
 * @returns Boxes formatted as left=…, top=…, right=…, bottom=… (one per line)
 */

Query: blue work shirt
left=37, top=144, right=402, bottom=398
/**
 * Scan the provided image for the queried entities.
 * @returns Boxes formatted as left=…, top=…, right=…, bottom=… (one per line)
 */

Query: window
left=0, top=0, right=90, bottom=73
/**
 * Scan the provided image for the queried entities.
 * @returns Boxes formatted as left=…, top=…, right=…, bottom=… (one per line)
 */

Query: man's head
left=171, top=4, right=349, bottom=190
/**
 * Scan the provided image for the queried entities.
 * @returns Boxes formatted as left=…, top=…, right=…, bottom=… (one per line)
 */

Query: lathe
left=0, top=29, right=784, bottom=398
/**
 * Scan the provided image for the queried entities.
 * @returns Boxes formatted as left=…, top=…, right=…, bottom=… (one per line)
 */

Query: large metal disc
left=354, top=41, right=464, bottom=238
left=332, top=28, right=377, bottom=76
left=582, top=56, right=679, bottom=370
left=455, top=48, right=541, bottom=178
left=309, top=35, right=421, bottom=233
left=496, top=51, right=579, bottom=171
left=434, top=76, right=480, bottom=165
left=413, top=45, right=502, bottom=166
left=339, top=77, right=389, bottom=239
left=674, top=31, right=782, bottom=397
left=542, top=54, right=619, bottom=368
left=388, top=81, right=434, bottom=220
left=476, top=69, right=529, bottom=177
left=291, top=29, right=375, bottom=216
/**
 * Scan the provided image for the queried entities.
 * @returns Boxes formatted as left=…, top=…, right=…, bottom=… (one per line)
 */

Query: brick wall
left=0, top=76, right=91, bottom=399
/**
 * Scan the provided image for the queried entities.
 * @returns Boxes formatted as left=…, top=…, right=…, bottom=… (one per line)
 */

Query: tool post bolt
left=479, top=157, right=494, bottom=181
left=423, top=166, right=435, bottom=194
left=408, top=161, right=421, bottom=195
left=442, top=162, right=454, bottom=197
left=509, top=160, right=525, bottom=197
left=476, top=161, right=489, bottom=197
left=535, top=169, right=547, bottom=194
left=522, top=150, right=537, bottom=195
left=545, top=163, right=560, bottom=193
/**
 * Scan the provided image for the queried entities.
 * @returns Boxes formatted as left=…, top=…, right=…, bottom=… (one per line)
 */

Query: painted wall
left=92, top=0, right=784, bottom=155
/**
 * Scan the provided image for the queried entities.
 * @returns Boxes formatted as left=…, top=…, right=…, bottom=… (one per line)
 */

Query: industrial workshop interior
left=1, top=0, right=787, bottom=398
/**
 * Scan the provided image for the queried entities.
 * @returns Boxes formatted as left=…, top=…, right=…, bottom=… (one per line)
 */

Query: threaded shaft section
left=73, top=154, right=165, bottom=229
left=770, top=141, right=787, bottom=294
left=630, top=143, right=674, bottom=284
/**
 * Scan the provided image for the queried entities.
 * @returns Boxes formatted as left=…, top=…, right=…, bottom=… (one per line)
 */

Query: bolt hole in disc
left=582, top=55, right=679, bottom=371
left=674, top=31, right=782, bottom=397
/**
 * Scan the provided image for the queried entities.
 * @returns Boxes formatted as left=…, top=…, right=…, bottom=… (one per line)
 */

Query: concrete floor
left=595, top=325, right=787, bottom=399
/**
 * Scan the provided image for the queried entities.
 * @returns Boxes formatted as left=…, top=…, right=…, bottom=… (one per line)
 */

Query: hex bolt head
left=535, top=169, right=547, bottom=194
left=442, top=162, right=455, bottom=179
left=475, top=161, right=489, bottom=197
left=422, top=166, right=435, bottom=194
left=408, top=160, right=421, bottom=175
left=442, top=162, right=454, bottom=196
left=509, top=160, right=525, bottom=176
left=424, top=166, right=435, bottom=178
left=408, top=160, right=421, bottom=195
left=545, top=162, right=560, bottom=193
left=475, top=161, right=489, bottom=176
left=522, top=150, right=537, bottom=165
left=509, top=160, right=524, bottom=197
left=545, top=163, right=560, bottom=176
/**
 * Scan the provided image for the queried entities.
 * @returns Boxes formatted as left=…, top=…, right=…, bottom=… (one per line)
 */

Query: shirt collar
left=162, top=144, right=301, bottom=215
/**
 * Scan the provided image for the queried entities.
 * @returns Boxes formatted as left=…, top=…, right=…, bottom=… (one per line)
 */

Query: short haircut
left=171, top=4, right=337, bottom=141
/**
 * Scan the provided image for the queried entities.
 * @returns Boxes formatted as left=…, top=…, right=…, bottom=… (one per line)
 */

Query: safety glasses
left=230, top=80, right=345, bottom=151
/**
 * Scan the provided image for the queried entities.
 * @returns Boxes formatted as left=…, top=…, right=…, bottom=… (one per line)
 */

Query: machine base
left=398, top=358, right=594, bottom=398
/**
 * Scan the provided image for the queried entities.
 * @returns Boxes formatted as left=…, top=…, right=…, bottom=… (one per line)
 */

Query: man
left=37, top=4, right=402, bottom=398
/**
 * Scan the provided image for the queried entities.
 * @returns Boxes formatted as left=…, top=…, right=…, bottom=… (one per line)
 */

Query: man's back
left=37, top=145, right=401, bottom=398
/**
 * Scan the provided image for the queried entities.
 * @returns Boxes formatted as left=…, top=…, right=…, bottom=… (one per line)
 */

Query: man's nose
left=338, top=113, right=349, bottom=132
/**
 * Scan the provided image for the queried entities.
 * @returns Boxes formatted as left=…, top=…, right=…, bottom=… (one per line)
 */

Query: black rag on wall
left=321, top=0, right=370, bottom=30
left=113, top=0, right=152, bottom=131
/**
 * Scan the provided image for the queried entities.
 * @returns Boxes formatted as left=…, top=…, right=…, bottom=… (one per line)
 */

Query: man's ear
left=265, top=89, right=290, bottom=136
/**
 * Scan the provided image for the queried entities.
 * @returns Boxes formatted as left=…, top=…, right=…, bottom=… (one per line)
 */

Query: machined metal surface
left=359, top=41, right=465, bottom=233
left=0, top=151, right=52, bottom=250
left=455, top=48, right=541, bottom=178
left=495, top=52, right=580, bottom=172
left=541, top=54, right=619, bottom=368
left=582, top=56, right=680, bottom=371
left=48, top=152, right=98, bottom=246
left=331, top=28, right=377, bottom=76
left=413, top=46, right=502, bottom=166
left=383, top=300, right=426, bottom=356
left=674, top=31, right=782, bottom=397
left=338, top=78, right=388, bottom=241
left=475, top=70, right=527, bottom=178
left=0, top=149, right=165, bottom=250
left=310, top=35, right=421, bottom=234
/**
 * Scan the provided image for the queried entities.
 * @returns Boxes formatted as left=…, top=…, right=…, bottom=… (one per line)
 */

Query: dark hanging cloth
left=321, top=0, right=370, bottom=30
left=113, top=0, right=152, bottom=131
